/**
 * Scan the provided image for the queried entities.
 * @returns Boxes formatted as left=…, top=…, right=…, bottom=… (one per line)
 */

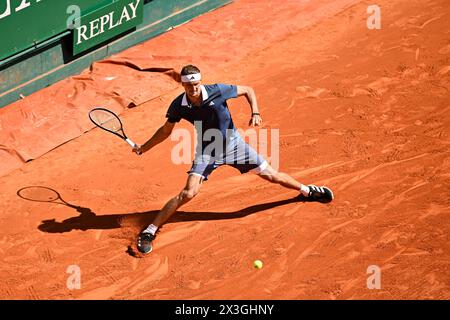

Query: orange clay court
left=0, top=0, right=449, bottom=299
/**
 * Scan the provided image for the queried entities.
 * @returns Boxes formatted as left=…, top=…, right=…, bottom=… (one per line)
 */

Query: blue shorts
left=188, top=131, right=268, bottom=181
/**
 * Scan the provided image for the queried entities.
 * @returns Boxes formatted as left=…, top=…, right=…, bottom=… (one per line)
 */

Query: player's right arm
left=134, top=120, right=175, bottom=154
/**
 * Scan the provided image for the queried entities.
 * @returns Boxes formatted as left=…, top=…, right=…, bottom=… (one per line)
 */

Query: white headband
left=181, top=73, right=201, bottom=83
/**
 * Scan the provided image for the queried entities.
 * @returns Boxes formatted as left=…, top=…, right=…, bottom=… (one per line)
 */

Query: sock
left=300, top=184, right=310, bottom=197
left=143, top=224, right=158, bottom=235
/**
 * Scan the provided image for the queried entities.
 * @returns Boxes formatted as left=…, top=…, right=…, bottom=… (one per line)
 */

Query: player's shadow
left=18, top=188, right=311, bottom=234
left=37, top=197, right=308, bottom=233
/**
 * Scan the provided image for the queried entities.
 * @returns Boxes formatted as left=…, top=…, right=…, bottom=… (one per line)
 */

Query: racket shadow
left=17, top=186, right=308, bottom=233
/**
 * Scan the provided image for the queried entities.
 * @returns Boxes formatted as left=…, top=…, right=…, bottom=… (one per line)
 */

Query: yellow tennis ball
left=253, top=260, right=263, bottom=269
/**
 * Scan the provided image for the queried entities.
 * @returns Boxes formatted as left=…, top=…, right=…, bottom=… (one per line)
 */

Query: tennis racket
left=89, top=107, right=141, bottom=154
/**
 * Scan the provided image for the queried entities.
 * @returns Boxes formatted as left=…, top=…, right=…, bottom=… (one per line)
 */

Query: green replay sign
left=0, top=0, right=112, bottom=60
left=73, top=0, right=143, bottom=55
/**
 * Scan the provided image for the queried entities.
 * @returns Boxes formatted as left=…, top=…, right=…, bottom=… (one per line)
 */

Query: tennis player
left=133, top=65, right=334, bottom=254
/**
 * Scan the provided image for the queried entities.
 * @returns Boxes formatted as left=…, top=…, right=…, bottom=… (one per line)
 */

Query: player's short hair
left=181, top=65, right=201, bottom=76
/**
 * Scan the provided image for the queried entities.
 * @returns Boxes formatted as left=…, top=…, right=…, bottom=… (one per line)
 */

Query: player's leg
left=257, top=163, right=302, bottom=190
left=257, top=164, right=334, bottom=203
left=225, top=131, right=334, bottom=203
left=137, top=173, right=203, bottom=254
left=153, top=173, right=203, bottom=227
left=224, top=133, right=305, bottom=191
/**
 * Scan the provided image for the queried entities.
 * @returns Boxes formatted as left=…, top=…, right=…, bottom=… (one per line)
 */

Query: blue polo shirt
left=166, top=83, right=238, bottom=153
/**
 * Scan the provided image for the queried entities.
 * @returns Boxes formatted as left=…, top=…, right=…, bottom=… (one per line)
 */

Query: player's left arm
left=236, top=85, right=262, bottom=127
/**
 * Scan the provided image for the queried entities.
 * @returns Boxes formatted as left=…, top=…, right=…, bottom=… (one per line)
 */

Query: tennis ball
left=253, top=260, right=263, bottom=269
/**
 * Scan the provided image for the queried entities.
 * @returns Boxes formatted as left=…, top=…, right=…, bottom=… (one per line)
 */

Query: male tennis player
left=133, top=65, right=334, bottom=254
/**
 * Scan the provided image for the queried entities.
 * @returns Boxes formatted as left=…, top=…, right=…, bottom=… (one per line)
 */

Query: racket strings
left=90, top=111, right=123, bottom=133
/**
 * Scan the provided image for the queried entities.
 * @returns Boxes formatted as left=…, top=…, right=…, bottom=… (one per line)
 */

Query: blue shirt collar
left=181, top=85, right=209, bottom=106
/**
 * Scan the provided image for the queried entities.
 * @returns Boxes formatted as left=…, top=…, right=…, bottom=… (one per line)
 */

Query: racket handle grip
left=126, top=138, right=142, bottom=155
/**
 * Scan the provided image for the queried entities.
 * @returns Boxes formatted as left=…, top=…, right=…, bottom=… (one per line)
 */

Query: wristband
left=252, top=113, right=260, bottom=116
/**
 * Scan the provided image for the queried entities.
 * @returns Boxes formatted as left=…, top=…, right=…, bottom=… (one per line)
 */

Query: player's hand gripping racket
left=89, top=107, right=141, bottom=155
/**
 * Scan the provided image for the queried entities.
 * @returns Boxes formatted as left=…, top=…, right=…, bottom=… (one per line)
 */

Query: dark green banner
left=0, top=0, right=112, bottom=60
left=73, top=0, right=143, bottom=55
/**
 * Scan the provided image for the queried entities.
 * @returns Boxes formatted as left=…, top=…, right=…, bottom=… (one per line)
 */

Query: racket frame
left=89, top=107, right=140, bottom=152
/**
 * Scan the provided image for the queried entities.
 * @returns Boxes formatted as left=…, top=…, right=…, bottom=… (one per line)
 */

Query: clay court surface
left=0, top=0, right=449, bottom=299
